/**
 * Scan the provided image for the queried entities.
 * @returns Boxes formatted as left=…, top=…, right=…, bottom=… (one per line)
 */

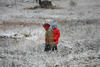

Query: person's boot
left=52, top=45, right=55, bottom=51
left=47, top=44, right=51, bottom=51
left=55, top=45, right=58, bottom=52
left=52, top=47, right=54, bottom=51
left=55, top=45, right=58, bottom=51
left=44, top=44, right=51, bottom=52
left=48, top=46, right=51, bottom=51
left=52, top=44, right=58, bottom=51
left=44, top=45, right=48, bottom=52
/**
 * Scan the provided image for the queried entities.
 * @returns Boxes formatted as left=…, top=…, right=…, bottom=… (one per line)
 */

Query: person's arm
left=54, top=29, right=60, bottom=41
left=57, top=29, right=60, bottom=39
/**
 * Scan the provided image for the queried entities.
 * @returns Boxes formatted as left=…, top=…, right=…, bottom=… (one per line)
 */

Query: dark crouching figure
left=38, top=0, right=52, bottom=8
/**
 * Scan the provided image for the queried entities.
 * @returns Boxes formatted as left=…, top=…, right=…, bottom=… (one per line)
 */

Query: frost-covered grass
left=0, top=20, right=100, bottom=67
left=0, top=0, right=100, bottom=67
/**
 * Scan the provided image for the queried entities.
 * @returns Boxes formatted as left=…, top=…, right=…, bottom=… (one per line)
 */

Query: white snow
left=0, top=0, right=100, bottom=67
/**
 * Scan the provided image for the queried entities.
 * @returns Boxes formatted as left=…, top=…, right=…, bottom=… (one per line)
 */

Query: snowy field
left=0, top=0, right=100, bottom=67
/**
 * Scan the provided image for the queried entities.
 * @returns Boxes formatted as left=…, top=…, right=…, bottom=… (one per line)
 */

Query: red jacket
left=53, top=28, right=60, bottom=44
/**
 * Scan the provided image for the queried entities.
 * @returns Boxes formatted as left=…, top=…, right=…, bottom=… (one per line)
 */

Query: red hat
left=43, top=23, right=50, bottom=30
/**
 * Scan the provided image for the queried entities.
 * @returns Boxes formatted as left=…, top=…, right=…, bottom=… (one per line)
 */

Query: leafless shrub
left=69, top=0, right=77, bottom=6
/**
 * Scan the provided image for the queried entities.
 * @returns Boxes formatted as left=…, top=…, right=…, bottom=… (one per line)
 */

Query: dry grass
left=0, top=21, right=41, bottom=27
left=24, top=6, right=64, bottom=10
left=50, top=6, right=64, bottom=9
left=23, top=6, right=40, bottom=10
left=38, top=17, right=68, bottom=23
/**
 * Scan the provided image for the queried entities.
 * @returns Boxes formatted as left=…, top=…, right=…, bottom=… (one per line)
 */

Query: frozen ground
left=0, top=0, right=100, bottom=67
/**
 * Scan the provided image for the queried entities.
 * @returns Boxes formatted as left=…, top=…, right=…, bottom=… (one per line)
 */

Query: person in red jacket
left=51, top=21, right=60, bottom=51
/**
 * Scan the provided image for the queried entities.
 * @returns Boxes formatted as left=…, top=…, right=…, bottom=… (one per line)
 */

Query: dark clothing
left=52, top=44, right=58, bottom=51
left=44, top=44, right=51, bottom=51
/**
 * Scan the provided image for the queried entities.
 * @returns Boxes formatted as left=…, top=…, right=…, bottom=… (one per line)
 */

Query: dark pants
left=52, top=44, right=57, bottom=51
left=44, top=44, right=51, bottom=52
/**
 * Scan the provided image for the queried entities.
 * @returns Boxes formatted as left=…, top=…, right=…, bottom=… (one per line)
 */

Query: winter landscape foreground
left=0, top=0, right=100, bottom=67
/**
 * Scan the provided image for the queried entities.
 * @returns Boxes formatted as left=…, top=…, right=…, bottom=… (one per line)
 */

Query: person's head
left=51, top=20, right=57, bottom=29
left=43, top=23, right=50, bottom=30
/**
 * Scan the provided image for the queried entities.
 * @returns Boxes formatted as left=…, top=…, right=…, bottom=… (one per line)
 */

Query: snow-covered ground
left=0, top=0, right=100, bottom=67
